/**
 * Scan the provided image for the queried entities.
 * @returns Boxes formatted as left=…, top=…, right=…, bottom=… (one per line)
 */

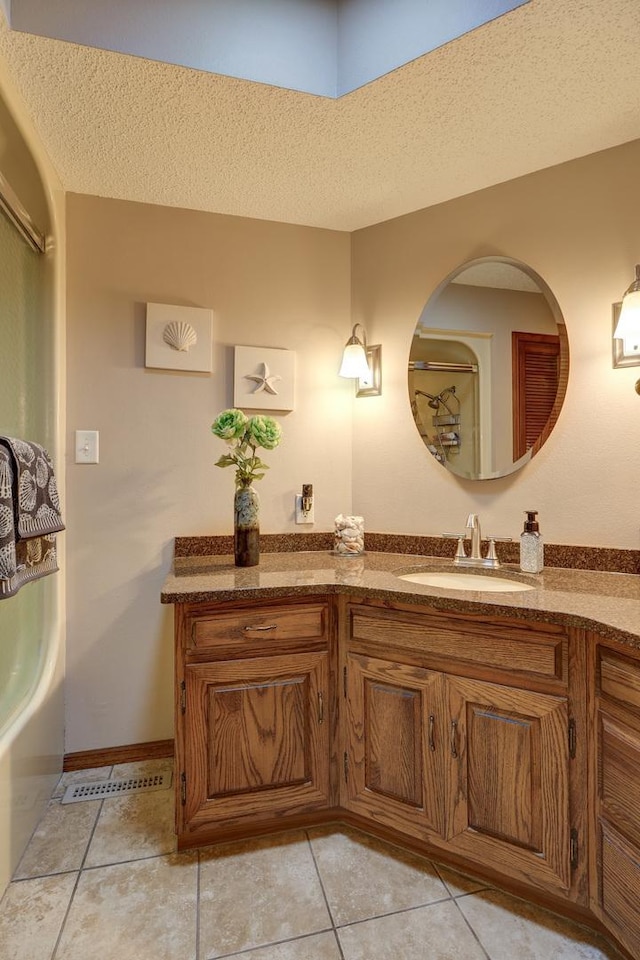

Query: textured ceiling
left=0, top=0, right=639, bottom=232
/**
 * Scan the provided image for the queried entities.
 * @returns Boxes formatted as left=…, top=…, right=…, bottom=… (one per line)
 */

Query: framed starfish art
left=233, top=345, right=295, bottom=411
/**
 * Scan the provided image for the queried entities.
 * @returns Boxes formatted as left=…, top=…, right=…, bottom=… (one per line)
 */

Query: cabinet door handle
left=450, top=720, right=459, bottom=759
left=428, top=714, right=436, bottom=752
left=318, top=691, right=324, bottom=724
left=243, top=624, right=277, bottom=632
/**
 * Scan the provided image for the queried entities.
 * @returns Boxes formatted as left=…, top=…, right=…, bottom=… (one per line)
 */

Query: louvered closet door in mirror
left=512, top=331, right=563, bottom=460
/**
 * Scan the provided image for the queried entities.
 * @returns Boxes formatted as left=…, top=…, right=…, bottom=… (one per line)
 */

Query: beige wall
left=65, top=195, right=352, bottom=752
left=351, top=139, right=640, bottom=549
left=66, top=138, right=640, bottom=754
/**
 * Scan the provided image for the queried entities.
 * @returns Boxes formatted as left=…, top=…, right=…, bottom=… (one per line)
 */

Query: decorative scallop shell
left=18, top=470, right=36, bottom=512
left=0, top=504, right=13, bottom=538
left=36, top=455, right=49, bottom=489
left=36, top=504, right=61, bottom=528
left=48, top=476, right=61, bottom=511
left=0, top=542, right=16, bottom=578
left=12, top=439, right=35, bottom=465
left=26, top=537, right=42, bottom=564
left=162, top=321, right=198, bottom=352
left=0, top=457, right=11, bottom=498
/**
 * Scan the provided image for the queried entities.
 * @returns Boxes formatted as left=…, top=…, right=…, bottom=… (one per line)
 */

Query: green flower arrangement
left=211, top=409, right=283, bottom=487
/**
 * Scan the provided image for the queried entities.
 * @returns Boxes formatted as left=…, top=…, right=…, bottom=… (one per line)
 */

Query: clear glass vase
left=234, top=483, right=259, bottom=567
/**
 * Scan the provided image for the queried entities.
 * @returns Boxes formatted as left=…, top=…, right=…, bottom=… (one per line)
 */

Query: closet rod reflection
left=409, top=360, right=478, bottom=373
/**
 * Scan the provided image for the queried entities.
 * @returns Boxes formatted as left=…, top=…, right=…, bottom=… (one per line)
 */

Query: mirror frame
left=409, top=256, right=569, bottom=481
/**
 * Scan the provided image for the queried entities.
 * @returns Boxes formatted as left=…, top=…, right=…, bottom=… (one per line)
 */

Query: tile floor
left=0, top=759, right=624, bottom=960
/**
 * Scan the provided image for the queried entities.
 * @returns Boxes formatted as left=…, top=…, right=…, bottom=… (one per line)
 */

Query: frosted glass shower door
left=0, top=202, right=54, bottom=734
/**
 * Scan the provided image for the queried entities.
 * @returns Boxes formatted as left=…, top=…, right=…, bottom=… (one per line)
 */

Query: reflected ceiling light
left=338, top=323, right=382, bottom=396
left=612, top=264, right=640, bottom=370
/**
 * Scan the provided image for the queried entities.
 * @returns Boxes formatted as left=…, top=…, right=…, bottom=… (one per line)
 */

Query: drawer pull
left=428, top=714, right=436, bottom=752
left=243, top=624, right=277, bottom=632
left=450, top=720, right=459, bottom=759
left=318, top=691, right=324, bottom=724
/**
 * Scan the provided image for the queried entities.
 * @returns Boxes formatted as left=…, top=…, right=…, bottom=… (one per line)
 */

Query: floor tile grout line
left=450, top=895, right=493, bottom=960
left=48, top=869, right=82, bottom=960
left=304, top=830, right=490, bottom=936
left=73, top=846, right=178, bottom=873
left=331, top=892, right=458, bottom=931
left=77, top=794, right=106, bottom=872
left=49, top=790, right=107, bottom=960
left=6, top=814, right=54, bottom=890
left=331, top=925, right=346, bottom=960
left=304, top=830, right=346, bottom=960
left=5, top=762, right=116, bottom=888
left=201, top=926, right=338, bottom=960
left=433, top=861, right=491, bottom=900
left=11, top=792, right=106, bottom=883
left=6, top=866, right=80, bottom=884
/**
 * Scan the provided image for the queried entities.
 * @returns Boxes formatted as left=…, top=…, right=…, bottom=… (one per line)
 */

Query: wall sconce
left=612, top=264, right=640, bottom=369
left=338, top=323, right=382, bottom=397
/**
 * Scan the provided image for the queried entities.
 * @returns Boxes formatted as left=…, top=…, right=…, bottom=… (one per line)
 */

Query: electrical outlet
left=295, top=494, right=314, bottom=524
left=75, top=430, right=99, bottom=464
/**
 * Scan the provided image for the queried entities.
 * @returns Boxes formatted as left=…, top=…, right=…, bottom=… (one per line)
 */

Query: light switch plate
left=75, top=430, right=99, bottom=464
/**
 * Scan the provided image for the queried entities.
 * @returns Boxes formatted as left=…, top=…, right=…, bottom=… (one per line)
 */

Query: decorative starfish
left=245, top=362, right=282, bottom=395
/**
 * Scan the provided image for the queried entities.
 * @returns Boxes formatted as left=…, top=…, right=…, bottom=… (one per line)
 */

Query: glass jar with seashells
left=210, top=409, right=283, bottom=567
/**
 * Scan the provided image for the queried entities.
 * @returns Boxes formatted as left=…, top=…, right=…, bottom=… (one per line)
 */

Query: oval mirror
left=409, top=257, right=569, bottom=481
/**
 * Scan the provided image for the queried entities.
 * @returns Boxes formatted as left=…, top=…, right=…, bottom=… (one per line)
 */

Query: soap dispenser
left=520, top=510, right=544, bottom=573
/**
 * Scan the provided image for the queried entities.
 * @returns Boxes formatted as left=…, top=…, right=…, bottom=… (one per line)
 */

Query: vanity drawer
left=599, top=650, right=640, bottom=714
left=348, top=607, right=567, bottom=683
left=188, top=603, right=327, bottom=652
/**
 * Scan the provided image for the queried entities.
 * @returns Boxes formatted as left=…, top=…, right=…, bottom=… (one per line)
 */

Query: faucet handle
left=484, top=536, right=513, bottom=567
left=442, top=532, right=467, bottom=562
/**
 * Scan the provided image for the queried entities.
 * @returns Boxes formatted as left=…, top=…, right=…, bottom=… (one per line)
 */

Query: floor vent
left=62, top=772, right=172, bottom=804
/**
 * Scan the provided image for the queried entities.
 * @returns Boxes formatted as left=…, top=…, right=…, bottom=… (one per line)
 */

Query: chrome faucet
left=442, top=514, right=512, bottom=569
left=466, top=513, right=482, bottom=562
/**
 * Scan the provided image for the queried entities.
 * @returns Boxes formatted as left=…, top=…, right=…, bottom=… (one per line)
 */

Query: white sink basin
left=399, top=571, right=536, bottom=593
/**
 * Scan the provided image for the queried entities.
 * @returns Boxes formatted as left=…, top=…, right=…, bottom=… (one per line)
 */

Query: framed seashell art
left=145, top=302, right=213, bottom=372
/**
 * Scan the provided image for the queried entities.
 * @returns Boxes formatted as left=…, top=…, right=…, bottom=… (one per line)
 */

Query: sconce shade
left=614, top=265, right=640, bottom=340
left=339, top=325, right=371, bottom=379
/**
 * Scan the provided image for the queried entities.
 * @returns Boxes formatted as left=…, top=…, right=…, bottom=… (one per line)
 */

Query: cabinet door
left=445, top=675, right=571, bottom=894
left=344, top=653, right=444, bottom=840
left=182, top=651, right=330, bottom=832
left=598, top=714, right=640, bottom=957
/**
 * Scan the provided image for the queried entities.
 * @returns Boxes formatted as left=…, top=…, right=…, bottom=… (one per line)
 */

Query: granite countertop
left=161, top=550, right=640, bottom=648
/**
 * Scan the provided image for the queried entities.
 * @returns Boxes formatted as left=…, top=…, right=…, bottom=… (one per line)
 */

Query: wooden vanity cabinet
left=344, top=653, right=444, bottom=840
left=173, top=592, right=595, bottom=916
left=343, top=601, right=585, bottom=900
left=174, top=598, right=337, bottom=848
left=596, top=643, right=640, bottom=959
